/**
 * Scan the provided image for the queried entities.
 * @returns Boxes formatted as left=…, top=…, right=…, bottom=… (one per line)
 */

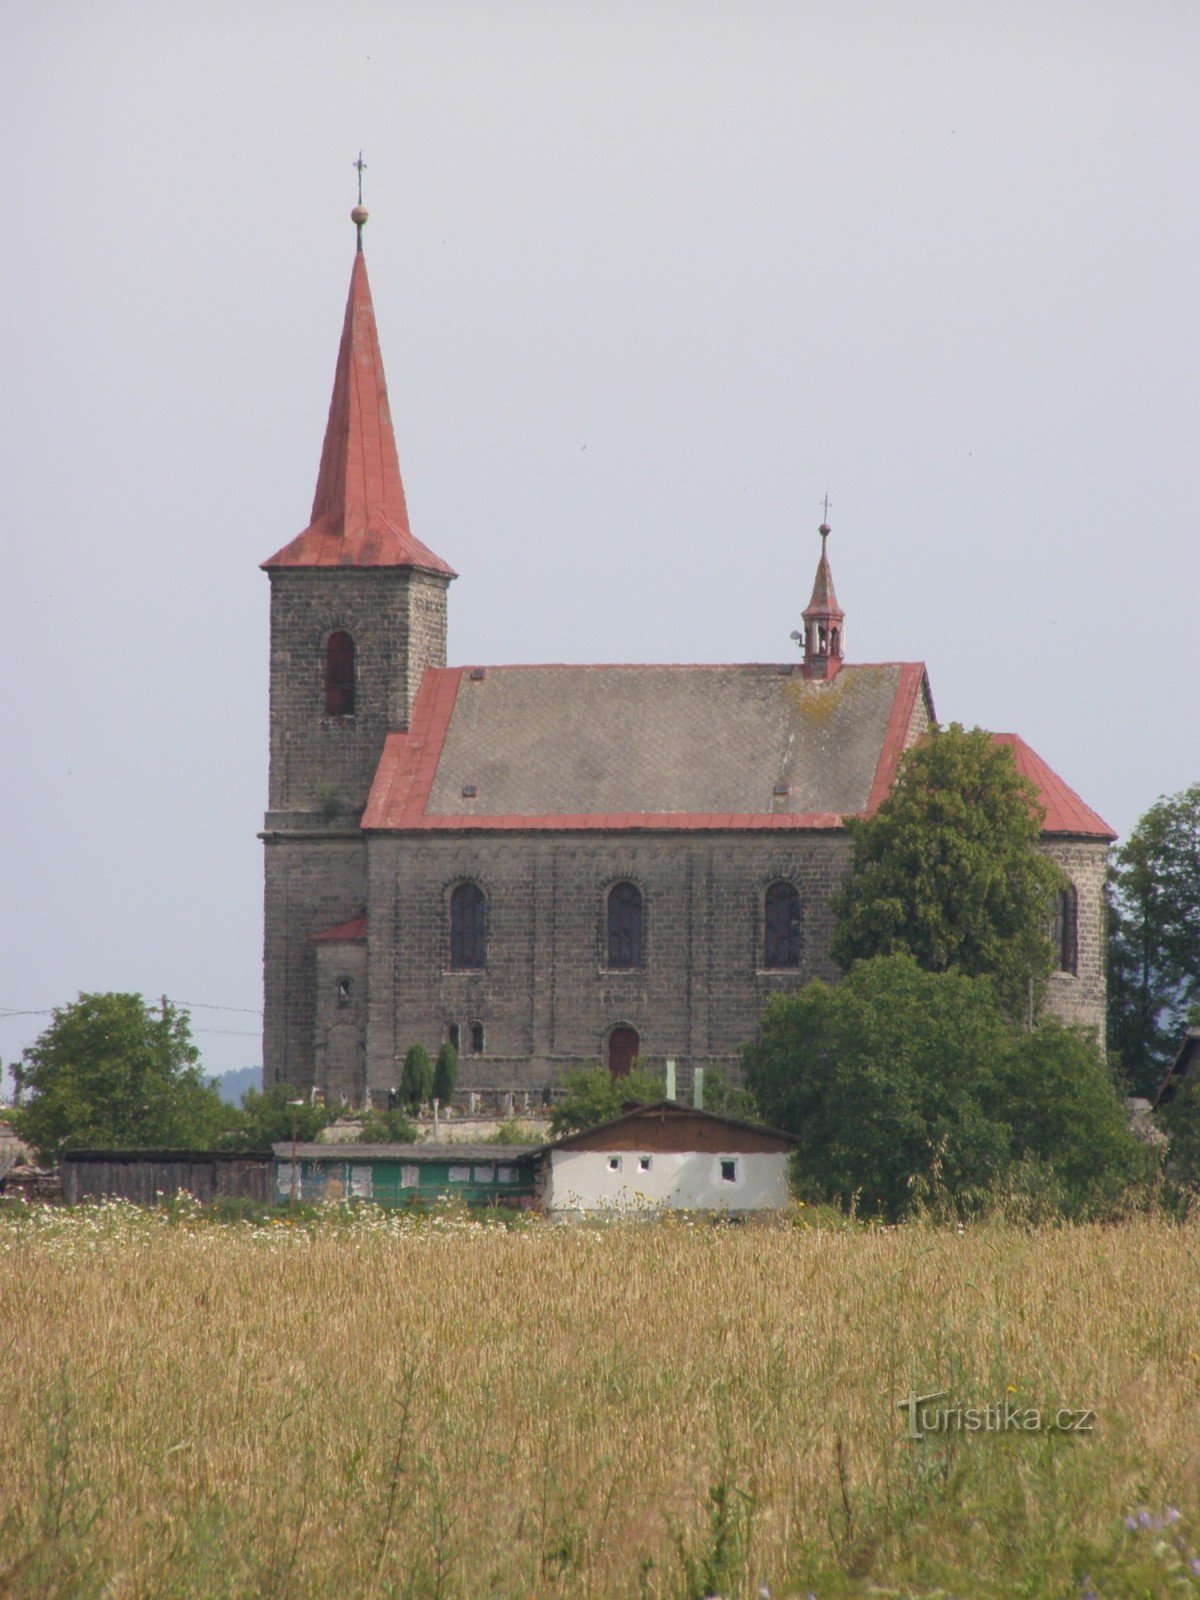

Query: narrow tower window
left=450, top=883, right=487, bottom=969
left=1052, top=885, right=1078, bottom=974
left=764, top=881, right=801, bottom=968
left=325, top=631, right=356, bottom=717
left=469, top=1021, right=484, bottom=1054
left=607, top=882, right=644, bottom=969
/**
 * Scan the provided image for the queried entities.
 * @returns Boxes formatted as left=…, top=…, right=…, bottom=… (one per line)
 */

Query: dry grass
left=1, top=1203, right=1198, bottom=1599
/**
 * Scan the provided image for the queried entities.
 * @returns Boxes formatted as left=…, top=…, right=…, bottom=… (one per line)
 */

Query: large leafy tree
left=1108, top=784, right=1200, bottom=1097
left=12, top=993, right=231, bottom=1161
left=742, top=955, right=1149, bottom=1219
left=831, top=724, right=1064, bottom=1020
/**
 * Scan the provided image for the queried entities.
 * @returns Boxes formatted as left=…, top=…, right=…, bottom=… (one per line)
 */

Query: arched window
left=764, top=881, right=801, bottom=968
left=1052, top=884, right=1078, bottom=974
left=447, top=1022, right=460, bottom=1051
left=608, top=1025, right=639, bottom=1078
left=469, top=1021, right=484, bottom=1054
left=325, top=631, right=356, bottom=717
left=449, top=882, right=487, bottom=969
left=607, top=882, right=644, bottom=969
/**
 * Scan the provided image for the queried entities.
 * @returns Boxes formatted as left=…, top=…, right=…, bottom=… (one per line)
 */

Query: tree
left=741, top=955, right=1149, bottom=1219
left=547, top=1062, right=665, bottom=1136
left=432, top=1041, right=458, bottom=1107
left=1108, top=784, right=1200, bottom=1097
left=354, top=1106, right=419, bottom=1144
left=226, top=1082, right=331, bottom=1150
left=399, top=1044, right=433, bottom=1113
left=831, top=724, right=1065, bottom=1020
left=1156, top=1073, right=1200, bottom=1190
left=12, top=993, right=231, bottom=1162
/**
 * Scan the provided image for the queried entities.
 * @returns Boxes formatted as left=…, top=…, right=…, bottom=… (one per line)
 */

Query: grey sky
left=3, top=1, right=1197, bottom=1083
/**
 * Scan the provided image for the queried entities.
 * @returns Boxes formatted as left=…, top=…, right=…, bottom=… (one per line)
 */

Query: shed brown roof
left=362, top=661, right=932, bottom=831
left=540, top=1102, right=797, bottom=1155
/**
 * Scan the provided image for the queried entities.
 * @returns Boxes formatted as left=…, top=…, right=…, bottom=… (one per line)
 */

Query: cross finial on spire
left=820, top=495, right=832, bottom=538
left=350, top=154, right=369, bottom=250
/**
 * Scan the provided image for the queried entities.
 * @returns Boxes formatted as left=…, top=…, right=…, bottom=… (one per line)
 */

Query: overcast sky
left=3, top=1, right=1197, bottom=1086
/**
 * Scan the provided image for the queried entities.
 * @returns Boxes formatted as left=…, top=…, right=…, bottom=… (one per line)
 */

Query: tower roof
left=262, top=237, right=455, bottom=575
left=803, top=524, right=843, bottom=621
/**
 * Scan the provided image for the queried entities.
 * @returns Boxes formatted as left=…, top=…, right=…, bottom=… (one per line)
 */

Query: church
left=260, top=210, right=1114, bottom=1104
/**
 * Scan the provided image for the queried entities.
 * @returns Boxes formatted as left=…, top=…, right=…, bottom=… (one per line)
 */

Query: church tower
left=800, top=520, right=844, bottom=681
left=260, top=201, right=455, bottom=1090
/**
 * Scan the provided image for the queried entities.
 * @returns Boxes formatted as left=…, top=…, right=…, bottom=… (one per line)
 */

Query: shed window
left=1052, top=885, right=1078, bottom=974
left=607, top=882, right=644, bottom=968
left=448, top=1165, right=470, bottom=1183
left=720, top=1159, right=737, bottom=1183
left=764, top=881, right=800, bottom=968
left=324, top=631, right=356, bottom=717
left=450, top=883, right=487, bottom=969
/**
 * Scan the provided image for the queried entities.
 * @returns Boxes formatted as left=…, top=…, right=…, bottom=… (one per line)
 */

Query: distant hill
left=214, top=1066, right=261, bottom=1105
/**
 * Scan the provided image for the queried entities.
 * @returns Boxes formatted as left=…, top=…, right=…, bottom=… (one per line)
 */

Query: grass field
left=1, top=1202, right=1198, bottom=1599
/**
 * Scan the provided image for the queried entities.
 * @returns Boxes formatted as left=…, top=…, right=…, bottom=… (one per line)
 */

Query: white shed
left=540, top=1101, right=795, bottom=1215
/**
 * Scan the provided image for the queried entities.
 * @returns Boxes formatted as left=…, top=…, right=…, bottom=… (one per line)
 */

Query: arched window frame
left=763, top=880, right=801, bottom=969
left=449, top=882, right=488, bottom=970
left=606, top=881, right=644, bottom=970
left=1052, top=883, right=1078, bottom=975
left=324, top=630, right=356, bottom=717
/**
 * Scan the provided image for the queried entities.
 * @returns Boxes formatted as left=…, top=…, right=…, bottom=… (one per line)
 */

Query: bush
left=432, top=1042, right=458, bottom=1106
left=400, top=1045, right=433, bottom=1113
left=548, top=1062, right=665, bottom=1136
left=355, top=1107, right=419, bottom=1144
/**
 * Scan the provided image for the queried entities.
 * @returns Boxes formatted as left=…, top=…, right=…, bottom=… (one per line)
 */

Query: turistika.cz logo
left=897, top=1389, right=1096, bottom=1440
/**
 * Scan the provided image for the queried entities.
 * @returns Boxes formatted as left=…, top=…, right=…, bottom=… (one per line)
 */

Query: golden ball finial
left=351, top=205, right=369, bottom=228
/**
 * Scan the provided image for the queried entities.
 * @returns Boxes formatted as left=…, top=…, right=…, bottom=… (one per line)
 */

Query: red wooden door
left=607, top=1026, right=639, bottom=1078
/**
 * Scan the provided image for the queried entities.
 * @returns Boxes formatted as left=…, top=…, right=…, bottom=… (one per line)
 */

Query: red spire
left=800, top=523, right=845, bottom=680
left=263, top=238, right=455, bottom=575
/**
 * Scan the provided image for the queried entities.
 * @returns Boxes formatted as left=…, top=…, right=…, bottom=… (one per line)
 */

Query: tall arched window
left=449, top=882, right=487, bottom=969
left=764, top=881, right=800, bottom=968
left=607, top=882, right=644, bottom=969
left=325, top=631, right=356, bottom=717
left=1052, top=884, right=1078, bottom=974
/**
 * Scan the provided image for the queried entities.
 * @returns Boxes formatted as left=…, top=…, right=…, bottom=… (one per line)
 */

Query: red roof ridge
left=439, top=659, right=922, bottom=673
left=991, top=733, right=1115, bottom=839
left=262, top=250, right=455, bottom=576
left=865, top=664, right=930, bottom=815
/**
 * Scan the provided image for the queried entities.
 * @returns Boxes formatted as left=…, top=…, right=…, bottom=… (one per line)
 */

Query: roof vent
left=461, top=783, right=479, bottom=799
left=469, top=667, right=486, bottom=681
left=773, top=783, right=789, bottom=798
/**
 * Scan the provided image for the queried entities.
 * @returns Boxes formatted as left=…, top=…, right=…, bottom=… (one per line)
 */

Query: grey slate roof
left=425, top=663, right=904, bottom=818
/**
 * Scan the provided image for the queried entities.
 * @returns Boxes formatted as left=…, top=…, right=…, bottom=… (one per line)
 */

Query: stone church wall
left=364, top=830, right=854, bottom=1096
left=1041, top=837, right=1109, bottom=1035
left=262, top=832, right=366, bottom=1088
left=266, top=567, right=447, bottom=815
